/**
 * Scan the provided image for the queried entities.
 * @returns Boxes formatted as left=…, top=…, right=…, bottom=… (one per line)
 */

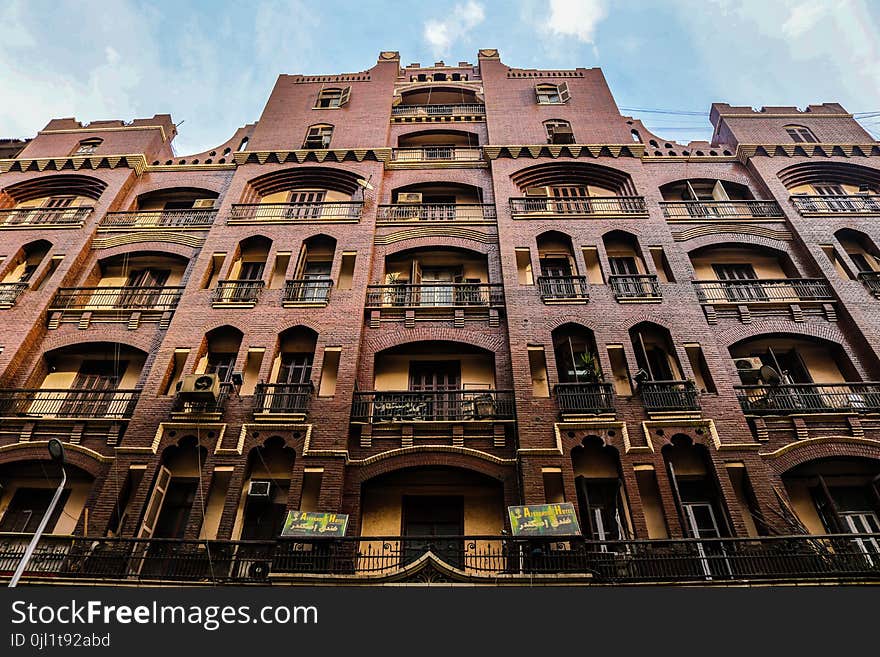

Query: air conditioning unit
left=248, top=480, right=273, bottom=498
left=178, top=373, right=220, bottom=401
left=398, top=192, right=423, bottom=204
left=734, top=357, right=763, bottom=384
left=548, top=125, right=575, bottom=144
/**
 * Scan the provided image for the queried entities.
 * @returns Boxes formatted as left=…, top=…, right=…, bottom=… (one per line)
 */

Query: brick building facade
left=1, top=50, right=879, bottom=584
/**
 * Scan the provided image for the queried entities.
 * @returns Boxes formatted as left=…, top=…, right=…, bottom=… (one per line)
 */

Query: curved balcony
left=228, top=202, right=362, bottom=224
left=377, top=203, right=496, bottom=223
left=736, top=383, right=880, bottom=414
left=391, top=104, right=485, bottom=118
left=661, top=200, right=784, bottom=220
left=0, top=388, right=140, bottom=419
left=554, top=382, right=615, bottom=416
left=390, top=146, right=483, bottom=163
left=509, top=196, right=647, bottom=218
left=99, top=209, right=217, bottom=230
left=0, top=206, right=92, bottom=228
left=693, top=279, right=834, bottom=304
left=791, top=195, right=880, bottom=216
left=352, top=390, right=515, bottom=423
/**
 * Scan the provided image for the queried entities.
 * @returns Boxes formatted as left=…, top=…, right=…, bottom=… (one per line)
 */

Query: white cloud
left=424, top=1, right=485, bottom=58
left=543, top=0, right=607, bottom=44
left=781, top=1, right=829, bottom=37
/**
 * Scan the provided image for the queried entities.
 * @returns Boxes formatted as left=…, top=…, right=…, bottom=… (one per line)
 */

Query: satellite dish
left=759, top=365, right=782, bottom=386
left=356, top=177, right=374, bottom=191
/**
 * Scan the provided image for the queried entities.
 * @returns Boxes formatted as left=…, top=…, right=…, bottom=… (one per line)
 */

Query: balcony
left=509, top=196, right=647, bottom=218
left=212, top=280, right=265, bottom=307
left=0, top=282, right=28, bottom=308
left=858, top=272, right=880, bottom=298
left=640, top=380, right=700, bottom=412
left=693, top=279, right=834, bottom=304
left=253, top=382, right=314, bottom=418
left=390, top=146, right=483, bottom=164
left=391, top=104, right=485, bottom=118
left=227, top=202, right=362, bottom=224
left=554, top=382, right=615, bottom=416
left=791, top=195, right=880, bottom=216
left=3, top=533, right=877, bottom=585
left=50, top=286, right=183, bottom=317
left=537, top=276, right=589, bottom=303
left=377, top=203, right=496, bottom=223
left=351, top=390, right=515, bottom=423
left=610, top=275, right=661, bottom=301
left=0, top=206, right=92, bottom=228
left=99, top=209, right=217, bottom=230
left=660, top=200, right=784, bottom=220
left=736, top=383, right=880, bottom=415
left=172, top=382, right=233, bottom=418
left=283, top=279, right=332, bottom=307
left=366, top=283, right=504, bottom=315
left=0, top=388, right=140, bottom=420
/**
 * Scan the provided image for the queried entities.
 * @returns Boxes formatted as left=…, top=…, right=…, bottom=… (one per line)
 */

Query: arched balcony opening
left=213, top=236, right=272, bottom=307
left=782, top=162, right=880, bottom=215
left=571, top=437, right=634, bottom=540
left=604, top=231, right=660, bottom=300
left=378, top=182, right=494, bottom=223
left=689, top=243, right=833, bottom=305
left=536, top=231, right=588, bottom=302
left=391, top=86, right=485, bottom=119
left=0, top=239, right=52, bottom=307
left=730, top=333, right=880, bottom=415
left=659, top=178, right=782, bottom=220
left=629, top=322, right=698, bottom=412
left=835, top=228, right=880, bottom=296
left=552, top=324, right=613, bottom=416
left=283, top=235, right=336, bottom=306
left=173, top=326, right=243, bottom=416
left=101, top=187, right=219, bottom=230
left=254, top=326, right=317, bottom=417
left=232, top=437, right=297, bottom=540
left=0, top=461, right=95, bottom=536
left=509, top=162, right=646, bottom=218
left=0, top=175, right=104, bottom=228
left=393, top=129, right=482, bottom=163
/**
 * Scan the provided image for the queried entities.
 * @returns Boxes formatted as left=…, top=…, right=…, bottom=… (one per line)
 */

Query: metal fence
left=391, top=147, right=483, bottom=162
left=377, top=203, right=496, bottom=222
left=609, top=274, right=661, bottom=299
left=391, top=104, right=485, bottom=117
left=50, top=286, right=184, bottom=311
left=0, top=207, right=92, bottom=227
left=284, top=279, right=333, bottom=304
left=253, top=383, right=314, bottom=415
left=510, top=196, right=647, bottom=216
left=0, top=282, right=28, bottom=306
left=100, top=209, right=217, bottom=228
left=858, top=272, right=880, bottom=298
left=660, top=200, right=784, bottom=219
left=0, top=389, right=140, bottom=419
left=228, top=202, right=363, bottom=223
left=212, top=280, right=265, bottom=304
left=554, top=382, right=615, bottom=414
left=537, top=276, right=589, bottom=301
left=351, top=390, right=515, bottom=423
left=791, top=195, right=880, bottom=215
left=693, top=279, right=834, bottom=304
left=640, top=380, right=700, bottom=411
left=365, top=283, right=504, bottom=308
left=735, top=383, right=880, bottom=414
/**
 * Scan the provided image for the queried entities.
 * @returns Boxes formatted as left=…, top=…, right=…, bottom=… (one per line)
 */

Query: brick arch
left=651, top=167, right=757, bottom=190
left=0, top=442, right=109, bottom=479
left=681, top=233, right=794, bottom=256
left=132, top=180, right=227, bottom=199
left=276, top=321, right=321, bottom=340
left=717, top=321, right=849, bottom=351
left=198, top=319, right=252, bottom=337
left=38, top=333, right=154, bottom=358
left=364, top=327, right=507, bottom=355
left=764, top=437, right=880, bottom=475
left=94, top=242, right=198, bottom=262
left=241, top=429, right=308, bottom=457
left=379, top=240, right=492, bottom=258
left=542, top=314, right=602, bottom=333
left=156, top=430, right=215, bottom=455
left=350, top=448, right=515, bottom=485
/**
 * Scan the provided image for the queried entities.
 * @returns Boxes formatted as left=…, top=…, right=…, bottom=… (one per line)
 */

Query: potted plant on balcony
left=575, top=351, right=602, bottom=383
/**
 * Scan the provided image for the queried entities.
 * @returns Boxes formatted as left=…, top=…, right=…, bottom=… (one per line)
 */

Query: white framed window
left=315, top=87, right=351, bottom=109
left=536, top=82, right=570, bottom=105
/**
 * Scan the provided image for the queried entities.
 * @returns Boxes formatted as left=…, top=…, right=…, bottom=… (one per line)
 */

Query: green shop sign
left=507, top=503, right=581, bottom=536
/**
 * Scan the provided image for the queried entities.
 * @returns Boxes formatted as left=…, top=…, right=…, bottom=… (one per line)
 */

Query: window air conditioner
left=398, top=192, right=423, bottom=204
left=178, top=373, right=220, bottom=401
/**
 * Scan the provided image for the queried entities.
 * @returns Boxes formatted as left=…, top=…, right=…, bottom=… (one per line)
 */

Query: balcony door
left=422, top=195, right=456, bottom=221
left=402, top=495, right=464, bottom=568
left=230, top=261, right=264, bottom=302
left=59, top=360, right=125, bottom=417
left=540, top=257, right=575, bottom=297
left=287, top=190, right=325, bottom=219
left=206, top=352, right=237, bottom=384
left=300, top=261, right=332, bottom=301
left=272, top=353, right=313, bottom=412
left=575, top=477, right=627, bottom=542
left=34, top=196, right=74, bottom=224
left=420, top=267, right=458, bottom=307
left=813, top=184, right=855, bottom=212
left=409, top=361, right=461, bottom=420
left=551, top=186, right=589, bottom=214
left=119, top=268, right=170, bottom=308
left=713, top=263, right=767, bottom=302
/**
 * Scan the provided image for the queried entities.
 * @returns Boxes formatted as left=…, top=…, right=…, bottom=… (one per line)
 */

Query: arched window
left=73, top=138, right=102, bottom=155
left=544, top=119, right=575, bottom=144
left=303, top=124, right=333, bottom=149
left=315, top=87, right=350, bottom=109
left=785, top=125, right=818, bottom=143
left=535, top=82, right=570, bottom=105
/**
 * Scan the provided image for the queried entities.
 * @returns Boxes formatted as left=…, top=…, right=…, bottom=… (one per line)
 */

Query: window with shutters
left=73, top=138, right=102, bottom=155
left=544, top=119, right=575, bottom=144
left=785, top=125, right=818, bottom=143
left=315, top=87, right=351, bottom=109
left=535, top=82, right=570, bottom=104
left=303, top=124, right=333, bottom=149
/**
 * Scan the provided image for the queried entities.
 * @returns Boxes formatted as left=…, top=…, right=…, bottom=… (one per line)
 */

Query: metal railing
left=640, top=380, right=700, bottom=412
left=212, top=280, right=265, bottom=304
left=365, top=283, right=504, bottom=308
left=858, top=271, right=880, bottom=298
left=391, top=104, right=485, bottom=117
left=791, top=195, right=880, bottom=215
left=100, top=208, right=217, bottom=229
left=254, top=382, right=314, bottom=415
left=510, top=196, right=648, bottom=216
left=0, top=282, right=28, bottom=306
left=2, top=533, right=878, bottom=584
left=537, top=276, right=589, bottom=301
left=284, top=279, right=333, bottom=304
left=0, top=388, right=140, bottom=419
left=228, top=202, right=363, bottom=223
left=50, top=286, right=184, bottom=311
left=391, top=147, right=483, bottom=162
left=172, top=382, right=233, bottom=415
left=377, top=203, right=496, bottom=222
left=693, top=279, right=834, bottom=304
left=610, top=274, right=661, bottom=299
left=736, top=382, right=880, bottom=414
left=351, top=390, right=515, bottom=423
left=554, top=382, right=615, bottom=415
left=660, top=200, right=784, bottom=220
left=0, top=207, right=93, bottom=227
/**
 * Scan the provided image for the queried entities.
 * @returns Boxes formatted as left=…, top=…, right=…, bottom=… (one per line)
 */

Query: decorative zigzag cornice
left=483, top=144, right=645, bottom=160
left=736, top=143, right=880, bottom=163
left=0, top=154, right=148, bottom=176
left=233, top=148, right=392, bottom=166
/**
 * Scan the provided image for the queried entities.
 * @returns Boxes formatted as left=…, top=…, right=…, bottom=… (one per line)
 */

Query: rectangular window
left=685, top=344, right=717, bottom=393
left=106, top=465, right=146, bottom=536
left=0, top=488, right=71, bottom=533
left=542, top=468, right=566, bottom=504
left=582, top=247, right=604, bottom=283
left=607, top=344, right=632, bottom=396
left=162, top=348, right=191, bottom=395
left=315, top=87, right=350, bottom=109
left=303, top=125, right=333, bottom=149
left=528, top=345, right=550, bottom=397
left=634, top=466, right=669, bottom=539
left=338, top=252, right=356, bottom=290
left=301, top=468, right=324, bottom=512
left=515, top=248, right=534, bottom=285
left=821, top=245, right=854, bottom=280
left=198, top=467, right=233, bottom=540
left=725, top=463, right=762, bottom=538
left=241, top=348, right=265, bottom=395
left=270, top=252, right=291, bottom=290
left=649, top=247, right=675, bottom=283
left=33, top=255, right=63, bottom=291
left=318, top=347, right=341, bottom=396
left=204, top=253, right=226, bottom=289
left=535, top=82, right=570, bottom=104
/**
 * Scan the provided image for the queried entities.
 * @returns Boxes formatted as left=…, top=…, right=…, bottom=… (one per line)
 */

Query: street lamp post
left=8, top=438, right=67, bottom=588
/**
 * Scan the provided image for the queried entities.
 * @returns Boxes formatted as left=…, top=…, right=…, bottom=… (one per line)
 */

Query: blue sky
left=1, top=0, right=878, bottom=154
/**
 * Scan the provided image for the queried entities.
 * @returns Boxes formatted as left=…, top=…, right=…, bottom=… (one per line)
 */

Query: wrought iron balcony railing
left=172, top=382, right=233, bottom=416
left=510, top=196, right=648, bottom=217
left=390, top=147, right=483, bottom=162
left=791, top=194, right=880, bottom=215
left=554, top=382, right=615, bottom=415
left=0, top=206, right=93, bottom=227
left=212, top=279, right=265, bottom=304
left=284, top=279, right=333, bottom=305
left=377, top=203, right=496, bottom=222
left=537, top=276, right=589, bottom=302
left=660, top=200, right=784, bottom=220
left=50, top=286, right=184, bottom=312
left=2, top=533, right=878, bottom=585
left=0, top=388, right=140, bottom=419
left=640, top=380, right=700, bottom=412
left=0, top=282, right=28, bottom=307
left=100, top=208, right=217, bottom=229
left=352, top=390, right=515, bottom=423
left=610, top=274, right=661, bottom=299
left=735, top=382, right=880, bottom=414
left=858, top=271, right=880, bottom=298
left=365, top=283, right=504, bottom=308
left=391, top=104, right=485, bottom=117
left=693, top=278, right=834, bottom=304
left=253, top=382, right=314, bottom=415
left=228, top=202, right=363, bottom=223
